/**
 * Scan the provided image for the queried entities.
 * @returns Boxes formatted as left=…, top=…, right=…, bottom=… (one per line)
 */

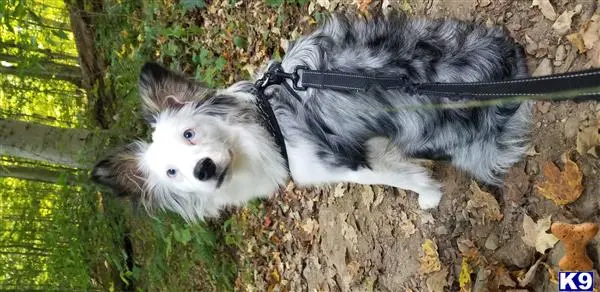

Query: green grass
left=87, top=0, right=316, bottom=289
left=88, top=0, right=249, bottom=290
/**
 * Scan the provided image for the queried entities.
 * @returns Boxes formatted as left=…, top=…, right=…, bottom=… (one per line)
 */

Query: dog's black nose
left=194, top=158, right=216, bottom=181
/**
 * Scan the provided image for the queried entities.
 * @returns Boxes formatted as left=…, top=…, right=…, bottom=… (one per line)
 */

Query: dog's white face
left=142, top=108, right=234, bottom=194
left=91, top=63, right=288, bottom=222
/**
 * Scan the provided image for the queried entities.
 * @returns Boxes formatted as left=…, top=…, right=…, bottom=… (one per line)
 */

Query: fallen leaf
left=316, top=0, right=340, bottom=11
left=532, top=58, right=553, bottom=76
left=456, top=238, right=477, bottom=255
left=372, top=185, right=385, bottom=207
left=541, top=262, right=559, bottom=284
left=459, top=258, right=473, bottom=292
left=517, top=256, right=543, bottom=287
left=531, top=0, right=557, bottom=21
left=354, top=0, right=372, bottom=13
left=301, top=218, right=319, bottom=235
left=426, top=267, right=448, bottom=292
left=581, top=14, right=600, bottom=51
left=576, top=121, right=600, bottom=157
left=341, top=219, right=358, bottom=248
left=552, top=6, right=580, bottom=36
left=307, top=1, right=316, bottom=15
left=521, top=215, right=559, bottom=253
left=494, top=266, right=517, bottom=288
left=535, top=153, right=584, bottom=205
left=478, top=0, right=491, bottom=7
left=399, top=211, right=417, bottom=238
left=466, top=181, right=503, bottom=222
left=473, top=267, right=491, bottom=292
left=361, top=185, right=375, bottom=210
left=334, top=183, right=347, bottom=198
left=420, top=239, right=442, bottom=274
left=566, top=33, right=586, bottom=53
left=591, top=46, right=600, bottom=67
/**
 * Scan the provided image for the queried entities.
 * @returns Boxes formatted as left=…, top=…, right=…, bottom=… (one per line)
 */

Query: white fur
left=138, top=104, right=288, bottom=221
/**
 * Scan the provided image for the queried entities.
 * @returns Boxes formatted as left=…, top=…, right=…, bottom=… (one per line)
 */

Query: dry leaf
left=459, top=258, right=473, bottom=292
left=535, top=153, right=584, bottom=205
left=466, top=181, right=503, bottom=222
left=576, top=121, right=600, bottom=158
left=552, top=6, right=581, bottom=36
left=494, top=266, right=517, bottom=288
left=341, top=219, right=358, bottom=247
left=316, top=0, right=340, bottom=11
left=581, top=14, right=600, bottom=51
left=521, top=215, right=559, bottom=253
left=334, top=183, right=347, bottom=198
left=301, top=218, right=319, bottom=235
left=517, top=256, right=543, bottom=287
left=354, top=0, right=372, bottom=13
left=566, top=33, right=586, bottom=53
left=531, top=0, right=557, bottom=21
left=532, top=58, right=553, bottom=76
left=568, top=14, right=600, bottom=54
left=426, top=267, right=448, bottom=292
left=420, top=239, right=442, bottom=274
left=361, top=185, right=375, bottom=210
left=399, top=211, right=417, bottom=238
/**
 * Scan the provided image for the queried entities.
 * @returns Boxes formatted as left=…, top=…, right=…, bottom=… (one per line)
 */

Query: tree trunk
left=0, top=40, right=79, bottom=61
left=0, top=64, right=82, bottom=87
left=0, top=164, right=75, bottom=184
left=0, top=52, right=81, bottom=79
left=68, top=2, right=114, bottom=128
left=0, top=119, right=108, bottom=169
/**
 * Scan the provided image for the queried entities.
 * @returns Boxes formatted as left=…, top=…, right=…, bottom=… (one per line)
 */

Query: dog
left=91, top=13, right=532, bottom=222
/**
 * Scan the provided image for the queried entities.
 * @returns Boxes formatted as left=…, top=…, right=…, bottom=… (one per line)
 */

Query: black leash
left=253, top=62, right=600, bottom=167
left=264, top=63, right=600, bottom=103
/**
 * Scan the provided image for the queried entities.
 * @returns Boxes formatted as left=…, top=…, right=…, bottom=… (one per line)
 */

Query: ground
left=229, top=0, right=600, bottom=291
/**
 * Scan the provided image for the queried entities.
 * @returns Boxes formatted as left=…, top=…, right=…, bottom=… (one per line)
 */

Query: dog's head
left=91, top=63, right=283, bottom=222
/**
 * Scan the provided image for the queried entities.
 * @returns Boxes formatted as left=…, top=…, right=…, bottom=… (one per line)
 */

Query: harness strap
left=254, top=69, right=289, bottom=170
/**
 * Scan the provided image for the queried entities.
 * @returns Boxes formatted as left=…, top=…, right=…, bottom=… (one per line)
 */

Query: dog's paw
left=417, top=190, right=442, bottom=210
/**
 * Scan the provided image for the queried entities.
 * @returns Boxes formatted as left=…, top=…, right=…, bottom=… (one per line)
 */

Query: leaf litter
left=534, top=153, right=584, bottom=205
left=521, top=215, right=559, bottom=253
left=219, top=0, right=600, bottom=291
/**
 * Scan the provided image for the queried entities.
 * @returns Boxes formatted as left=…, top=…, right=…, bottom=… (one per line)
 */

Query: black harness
left=254, top=62, right=600, bottom=165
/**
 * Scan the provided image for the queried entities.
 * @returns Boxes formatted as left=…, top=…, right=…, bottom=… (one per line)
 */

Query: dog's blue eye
left=183, top=129, right=194, bottom=140
left=166, top=168, right=177, bottom=177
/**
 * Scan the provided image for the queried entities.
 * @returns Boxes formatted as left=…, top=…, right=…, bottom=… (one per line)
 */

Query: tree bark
left=0, top=40, right=79, bottom=61
left=0, top=119, right=108, bottom=169
left=0, top=164, right=75, bottom=184
left=0, top=64, right=82, bottom=87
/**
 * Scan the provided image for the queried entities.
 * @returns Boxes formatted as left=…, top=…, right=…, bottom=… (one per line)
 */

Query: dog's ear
left=91, top=142, right=146, bottom=198
left=138, top=62, right=213, bottom=121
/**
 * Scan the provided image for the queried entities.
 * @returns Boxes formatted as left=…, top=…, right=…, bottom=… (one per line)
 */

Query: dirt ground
left=236, top=0, right=600, bottom=291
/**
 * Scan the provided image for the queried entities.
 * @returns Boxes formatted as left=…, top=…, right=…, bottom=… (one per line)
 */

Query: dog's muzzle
left=194, top=158, right=217, bottom=181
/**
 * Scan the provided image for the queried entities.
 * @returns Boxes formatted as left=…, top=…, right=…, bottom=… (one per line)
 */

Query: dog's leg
left=347, top=137, right=443, bottom=209
left=346, top=163, right=443, bottom=209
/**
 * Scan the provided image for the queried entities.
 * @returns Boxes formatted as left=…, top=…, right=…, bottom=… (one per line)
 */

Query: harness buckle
left=292, top=66, right=309, bottom=91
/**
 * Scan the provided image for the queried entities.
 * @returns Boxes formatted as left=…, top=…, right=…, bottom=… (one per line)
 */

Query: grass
left=85, top=0, right=314, bottom=290
left=84, top=0, right=329, bottom=288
